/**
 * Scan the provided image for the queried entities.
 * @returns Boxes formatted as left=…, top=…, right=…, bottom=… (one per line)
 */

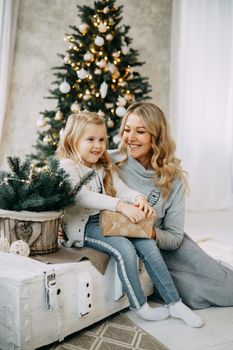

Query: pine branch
left=0, top=156, right=95, bottom=212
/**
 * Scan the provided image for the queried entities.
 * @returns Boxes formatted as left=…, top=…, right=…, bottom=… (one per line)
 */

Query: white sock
left=169, top=300, right=204, bottom=328
left=135, top=302, right=169, bottom=321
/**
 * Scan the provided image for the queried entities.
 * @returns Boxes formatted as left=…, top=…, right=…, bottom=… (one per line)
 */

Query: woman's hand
left=116, top=201, right=146, bottom=223
left=135, top=195, right=155, bottom=218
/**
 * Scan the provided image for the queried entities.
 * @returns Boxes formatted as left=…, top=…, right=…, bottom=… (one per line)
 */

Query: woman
left=110, top=101, right=233, bottom=309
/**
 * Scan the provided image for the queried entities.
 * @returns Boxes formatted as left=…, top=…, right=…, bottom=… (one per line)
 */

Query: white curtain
left=0, top=0, right=19, bottom=147
left=170, top=0, right=233, bottom=211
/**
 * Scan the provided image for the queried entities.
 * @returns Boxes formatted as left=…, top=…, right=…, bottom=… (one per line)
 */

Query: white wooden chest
left=0, top=252, right=153, bottom=350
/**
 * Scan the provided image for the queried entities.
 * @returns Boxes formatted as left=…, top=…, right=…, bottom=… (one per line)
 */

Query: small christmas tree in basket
left=0, top=156, right=94, bottom=256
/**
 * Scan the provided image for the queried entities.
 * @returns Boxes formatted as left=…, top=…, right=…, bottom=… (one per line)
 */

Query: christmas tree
left=32, top=0, right=151, bottom=166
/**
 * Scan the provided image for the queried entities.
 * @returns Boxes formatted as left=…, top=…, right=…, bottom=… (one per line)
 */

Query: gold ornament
left=112, top=70, right=120, bottom=79
left=125, top=93, right=135, bottom=102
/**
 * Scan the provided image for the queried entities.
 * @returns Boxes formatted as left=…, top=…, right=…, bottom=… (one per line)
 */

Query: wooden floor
left=126, top=209, right=233, bottom=350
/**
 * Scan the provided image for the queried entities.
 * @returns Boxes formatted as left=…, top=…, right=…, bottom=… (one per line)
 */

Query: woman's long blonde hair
left=118, top=102, right=188, bottom=198
left=56, top=111, right=116, bottom=196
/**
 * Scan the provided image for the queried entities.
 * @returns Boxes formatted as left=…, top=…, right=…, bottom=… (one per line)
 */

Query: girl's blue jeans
left=84, top=214, right=180, bottom=310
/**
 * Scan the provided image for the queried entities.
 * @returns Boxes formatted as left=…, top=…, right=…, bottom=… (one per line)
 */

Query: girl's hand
left=116, top=201, right=146, bottom=223
left=135, top=195, right=155, bottom=218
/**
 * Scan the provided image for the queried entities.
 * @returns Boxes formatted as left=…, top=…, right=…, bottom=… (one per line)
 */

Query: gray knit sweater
left=109, top=150, right=185, bottom=250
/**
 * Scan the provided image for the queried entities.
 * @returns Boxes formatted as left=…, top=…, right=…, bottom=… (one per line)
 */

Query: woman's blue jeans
left=84, top=214, right=180, bottom=310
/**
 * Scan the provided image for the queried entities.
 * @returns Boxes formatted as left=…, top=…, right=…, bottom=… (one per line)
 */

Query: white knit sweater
left=59, top=158, right=141, bottom=247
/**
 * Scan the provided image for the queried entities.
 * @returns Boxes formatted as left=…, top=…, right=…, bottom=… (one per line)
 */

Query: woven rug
left=40, top=312, right=168, bottom=350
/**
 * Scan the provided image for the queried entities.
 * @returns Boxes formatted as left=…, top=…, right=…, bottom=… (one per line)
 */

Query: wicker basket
left=0, top=209, right=63, bottom=255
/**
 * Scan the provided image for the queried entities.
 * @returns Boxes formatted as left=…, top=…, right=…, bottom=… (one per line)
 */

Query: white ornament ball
left=116, top=106, right=127, bottom=117
left=94, top=68, right=102, bottom=75
left=43, top=135, right=51, bottom=144
left=108, top=63, right=117, bottom=73
left=106, top=33, right=113, bottom=41
left=103, top=6, right=110, bottom=14
left=98, top=23, right=107, bottom=33
left=121, top=46, right=129, bottom=55
left=113, top=134, right=121, bottom=145
left=98, top=110, right=105, bottom=118
left=98, top=59, right=106, bottom=68
left=100, top=82, right=108, bottom=98
left=107, top=119, right=114, bottom=128
left=0, top=237, right=10, bottom=253
left=36, top=117, right=46, bottom=127
left=59, top=81, right=71, bottom=94
left=77, top=68, right=88, bottom=79
left=79, top=23, right=89, bottom=34
left=55, top=111, right=63, bottom=121
left=105, top=102, right=114, bottom=109
left=83, top=94, right=90, bottom=101
left=117, top=96, right=127, bottom=106
left=84, top=52, right=94, bottom=62
left=71, top=102, right=80, bottom=112
left=95, top=35, right=104, bottom=47
left=112, top=51, right=120, bottom=58
left=10, top=240, right=30, bottom=257
left=63, top=56, right=69, bottom=63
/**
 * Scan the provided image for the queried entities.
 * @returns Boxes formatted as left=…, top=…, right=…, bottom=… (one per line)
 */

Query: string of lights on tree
left=32, top=0, right=151, bottom=166
left=0, top=156, right=94, bottom=212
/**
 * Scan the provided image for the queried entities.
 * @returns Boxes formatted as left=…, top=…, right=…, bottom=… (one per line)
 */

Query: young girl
left=56, top=111, right=203, bottom=327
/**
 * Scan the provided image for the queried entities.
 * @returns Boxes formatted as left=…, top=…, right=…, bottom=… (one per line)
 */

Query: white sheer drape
left=170, top=0, right=233, bottom=211
left=0, top=0, right=19, bottom=147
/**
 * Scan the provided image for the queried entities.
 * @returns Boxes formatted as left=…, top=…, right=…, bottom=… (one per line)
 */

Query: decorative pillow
left=100, top=210, right=154, bottom=238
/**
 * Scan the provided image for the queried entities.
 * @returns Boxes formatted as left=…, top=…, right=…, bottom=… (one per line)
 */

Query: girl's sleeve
left=60, top=159, right=120, bottom=211
left=112, top=171, right=142, bottom=203
left=155, top=181, right=185, bottom=251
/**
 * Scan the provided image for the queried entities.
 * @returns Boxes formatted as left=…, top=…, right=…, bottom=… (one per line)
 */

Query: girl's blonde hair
left=118, top=102, right=188, bottom=198
left=56, top=111, right=116, bottom=196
